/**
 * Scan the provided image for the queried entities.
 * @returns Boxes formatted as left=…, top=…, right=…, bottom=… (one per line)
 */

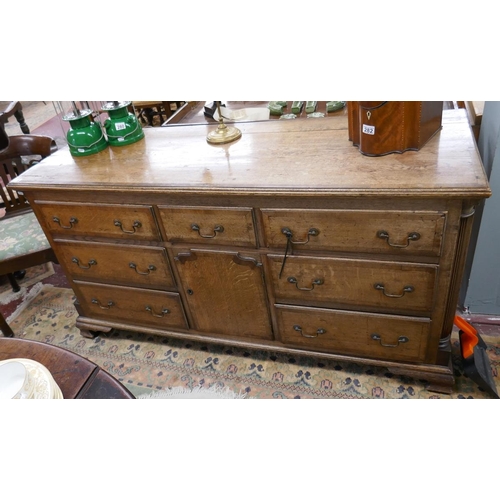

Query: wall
left=460, top=101, right=500, bottom=314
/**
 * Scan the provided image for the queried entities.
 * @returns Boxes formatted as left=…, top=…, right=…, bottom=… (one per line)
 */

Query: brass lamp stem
left=207, top=101, right=242, bottom=145
left=216, top=101, right=225, bottom=126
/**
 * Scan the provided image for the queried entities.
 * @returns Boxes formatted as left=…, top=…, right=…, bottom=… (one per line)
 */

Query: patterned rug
left=4, top=284, right=499, bottom=399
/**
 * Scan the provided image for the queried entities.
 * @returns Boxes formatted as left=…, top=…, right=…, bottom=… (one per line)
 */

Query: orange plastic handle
left=454, top=315, right=479, bottom=359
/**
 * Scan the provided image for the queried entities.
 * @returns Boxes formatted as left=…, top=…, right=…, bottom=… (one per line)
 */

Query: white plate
left=0, top=361, right=28, bottom=399
left=0, top=358, right=57, bottom=399
left=52, top=383, right=64, bottom=399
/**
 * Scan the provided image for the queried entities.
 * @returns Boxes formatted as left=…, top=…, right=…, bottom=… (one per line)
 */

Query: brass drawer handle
left=129, top=263, right=156, bottom=275
left=233, top=253, right=262, bottom=268
left=71, top=257, right=97, bottom=269
left=52, top=216, right=78, bottom=229
left=91, top=298, right=114, bottom=310
left=114, top=219, right=142, bottom=234
left=287, top=276, right=324, bottom=291
left=377, top=230, right=420, bottom=248
left=279, top=227, right=320, bottom=278
left=145, top=305, right=170, bottom=318
left=374, top=283, right=414, bottom=298
left=371, top=334, right=409, bottom=347
left=191, top=223, right=224, bottom=238
left=293, top=325, right=326, bottom=338
left=281, top=227, right=320, bottom=245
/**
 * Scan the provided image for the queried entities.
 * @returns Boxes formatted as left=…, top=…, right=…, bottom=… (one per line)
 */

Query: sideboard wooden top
left=10, top=108, right=491, bottom=199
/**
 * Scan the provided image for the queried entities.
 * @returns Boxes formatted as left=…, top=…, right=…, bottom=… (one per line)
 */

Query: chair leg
left=7, top=273, right=21, bottom=293
left=14, top=108, right=30, bottom=134
left=0, top=310, right=14, bottom=337
left=144, top=108, right=154, bottom=126
left=13, top=270, right=26, bottom=280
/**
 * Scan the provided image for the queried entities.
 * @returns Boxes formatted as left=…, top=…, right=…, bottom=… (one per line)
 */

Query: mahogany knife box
left=347, top=101, right=443, bottom=156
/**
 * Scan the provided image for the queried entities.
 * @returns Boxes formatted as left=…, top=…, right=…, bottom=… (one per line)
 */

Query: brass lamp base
left=207, top=122, right=242, bottom=144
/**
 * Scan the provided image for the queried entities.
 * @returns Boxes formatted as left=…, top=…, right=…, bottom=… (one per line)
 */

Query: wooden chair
left=0, top=127, right=59, bottom=309
left=0, top=101, right=30, bottom=134
left=132, top=101, right=185, bottom=126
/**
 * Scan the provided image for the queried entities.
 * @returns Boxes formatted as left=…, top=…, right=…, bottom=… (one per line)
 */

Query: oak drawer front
left=54, top=241, right=176, bottom=288
left=158, top=206, right=257, bottom=247
left=261, top=209, right=446, bottom=256
left=35, top=202, right=161, bottom=240
left=268, top=255, right=437, bottom=314
left=275, top=305, right=430, bottom=363
left=73, top=281, right=188, bottom=329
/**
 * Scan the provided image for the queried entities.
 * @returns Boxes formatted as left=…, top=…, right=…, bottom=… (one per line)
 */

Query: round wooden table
left=0, top=337, right=135, bottom=399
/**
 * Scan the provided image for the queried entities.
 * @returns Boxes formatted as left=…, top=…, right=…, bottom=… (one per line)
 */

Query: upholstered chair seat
left=0, top=212, right=51, bottom=261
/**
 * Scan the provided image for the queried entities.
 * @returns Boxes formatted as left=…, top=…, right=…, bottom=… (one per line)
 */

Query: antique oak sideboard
left=9, top=109, right=491, bottom=393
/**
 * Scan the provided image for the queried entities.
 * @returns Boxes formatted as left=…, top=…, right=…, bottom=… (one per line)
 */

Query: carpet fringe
left=0, top=263, right=54, bottom=305
left=6, top=283, right=54, bottom=323
left=0, top=285, right=30, bottom=306
left=138, top=385, right=249, bottom=399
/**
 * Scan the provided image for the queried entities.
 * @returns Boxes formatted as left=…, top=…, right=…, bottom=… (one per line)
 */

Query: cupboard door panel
left=174, top=249, right=273, bottom=339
